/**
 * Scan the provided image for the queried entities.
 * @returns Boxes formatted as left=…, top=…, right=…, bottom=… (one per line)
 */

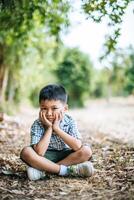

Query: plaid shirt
left=30, top=114, right=82, bottom=150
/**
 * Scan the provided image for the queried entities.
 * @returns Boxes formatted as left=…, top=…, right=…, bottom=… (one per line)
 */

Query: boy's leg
left=57, top=145, right=92, bottom=166
left=56, top=145, right=94, bottom=177
left=20, top=145, right=93, bottom=179
left=20, top=145, right=91, bottom=170
left=20, top=146, right=60, bottom=174
left=40, top=146, right=93, bottom=177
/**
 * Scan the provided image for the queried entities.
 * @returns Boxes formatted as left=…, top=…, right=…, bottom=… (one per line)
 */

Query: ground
left=0, top=97, right=134, bottom=200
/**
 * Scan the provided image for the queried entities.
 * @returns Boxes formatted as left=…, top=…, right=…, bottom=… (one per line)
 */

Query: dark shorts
left=44, top=149, right=74, bottom=163
left=31, top=145, right=74, bottom=163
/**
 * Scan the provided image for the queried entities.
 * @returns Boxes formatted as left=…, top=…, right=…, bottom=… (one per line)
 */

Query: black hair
left=39, top=84, right=68, bottom=103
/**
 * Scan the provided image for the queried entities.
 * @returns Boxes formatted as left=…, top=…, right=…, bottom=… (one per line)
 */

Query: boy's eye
left=53, top=108, right=58, bottom=110
left=41, top=108, right=46, bottom=110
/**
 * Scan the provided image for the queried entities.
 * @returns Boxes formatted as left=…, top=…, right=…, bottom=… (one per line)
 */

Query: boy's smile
left=40, top=100, right=68, bottom=122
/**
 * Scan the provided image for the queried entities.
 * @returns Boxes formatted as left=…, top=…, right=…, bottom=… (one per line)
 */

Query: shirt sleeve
left=68, top=117, right=82, bottom=140
left=30, top=120, right=44, bottom=145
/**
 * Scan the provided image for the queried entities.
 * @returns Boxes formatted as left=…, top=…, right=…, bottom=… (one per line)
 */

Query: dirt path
left=71, top=96, right=134, bottom=145
left=0, top=97, right=134, bottom=200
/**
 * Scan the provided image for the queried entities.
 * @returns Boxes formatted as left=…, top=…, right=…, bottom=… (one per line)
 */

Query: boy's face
left=40, top=100, right=68, bottom=123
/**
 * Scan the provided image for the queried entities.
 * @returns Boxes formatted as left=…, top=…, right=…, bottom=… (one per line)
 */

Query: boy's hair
left=39, top=84, right=68, bottom=103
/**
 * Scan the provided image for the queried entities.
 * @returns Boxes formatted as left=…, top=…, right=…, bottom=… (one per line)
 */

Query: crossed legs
left=20, top=145, right=92, bottom=174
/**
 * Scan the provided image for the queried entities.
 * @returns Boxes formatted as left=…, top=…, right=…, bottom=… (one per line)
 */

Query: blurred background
left=0, top=0, right=134, bottom=112
left=0, top=2, right=134, bottom=198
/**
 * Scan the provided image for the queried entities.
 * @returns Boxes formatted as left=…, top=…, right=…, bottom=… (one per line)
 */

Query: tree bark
left=0, top=44, right=9, bottom=103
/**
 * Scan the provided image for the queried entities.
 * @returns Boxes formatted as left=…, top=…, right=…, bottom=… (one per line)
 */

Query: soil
left=0, top=97, right=134, bottom=200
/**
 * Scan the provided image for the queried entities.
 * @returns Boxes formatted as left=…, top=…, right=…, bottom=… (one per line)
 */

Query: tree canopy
left=0, top=0, right=70, bottom=107
left=0, top=0, right=134, bottom=112
left=82, top=0, right=133, bottom=57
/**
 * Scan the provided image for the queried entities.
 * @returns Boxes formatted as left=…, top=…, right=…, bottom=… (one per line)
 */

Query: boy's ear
left=64, top=104, right=68, bottom=112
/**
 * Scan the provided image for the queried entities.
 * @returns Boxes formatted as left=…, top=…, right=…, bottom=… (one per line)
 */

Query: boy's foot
left=27, top=167, right=46, bottom=181
left=67, top=161, right=94, bottom=177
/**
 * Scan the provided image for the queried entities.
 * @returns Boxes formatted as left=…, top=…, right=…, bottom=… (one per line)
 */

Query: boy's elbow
left=74, top=140, right=82, bottom=151
left=36, top=150, right=44, bottom=157
left=33, top=144, right=44, bottom=157
left=38, top=152, right=44, bottom=157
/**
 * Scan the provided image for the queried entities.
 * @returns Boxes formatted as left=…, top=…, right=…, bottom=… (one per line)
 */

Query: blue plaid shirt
left=30, top=114, right=82, bottom=150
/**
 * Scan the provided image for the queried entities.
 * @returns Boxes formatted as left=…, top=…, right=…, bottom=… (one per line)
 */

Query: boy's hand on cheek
left=39, top=111, right=52, bottom=128
left=53, top=112, right=63, bottom=132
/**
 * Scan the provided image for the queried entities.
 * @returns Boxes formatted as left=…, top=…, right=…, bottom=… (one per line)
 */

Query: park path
left=70, top=97, right=134, bottom=145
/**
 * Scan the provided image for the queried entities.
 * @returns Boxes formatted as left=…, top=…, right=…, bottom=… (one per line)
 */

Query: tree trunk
left=0, top=44, right=9, bottom=103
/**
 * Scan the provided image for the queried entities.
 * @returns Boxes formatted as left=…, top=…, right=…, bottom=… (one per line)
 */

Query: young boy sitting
left=20, top=84, right=94, bottom=180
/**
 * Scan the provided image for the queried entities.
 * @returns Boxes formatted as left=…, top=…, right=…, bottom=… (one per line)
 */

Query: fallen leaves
left=0, top=99, right=134, bottom=199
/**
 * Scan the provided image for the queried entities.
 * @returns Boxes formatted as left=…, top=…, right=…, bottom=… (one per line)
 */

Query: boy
left=20, top=84, right=94, bottom=180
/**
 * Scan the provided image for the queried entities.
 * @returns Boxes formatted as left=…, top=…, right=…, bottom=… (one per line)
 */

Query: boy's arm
left=33, top=126, right=52, bottom=156
left=53, top=113, right=82, bottom=151
left=32, top=111, right=53, bottom=156
left=54, top=128, right=82, bottom=151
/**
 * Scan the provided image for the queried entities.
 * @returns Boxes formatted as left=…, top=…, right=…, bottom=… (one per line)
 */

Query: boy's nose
left=46, top=109, right=52, bottom=116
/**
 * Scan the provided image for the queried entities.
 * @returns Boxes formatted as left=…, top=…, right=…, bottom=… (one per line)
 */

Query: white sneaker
left=67, top=161, right=94, bottom=177
left=27, top=167, right=46, bottom=181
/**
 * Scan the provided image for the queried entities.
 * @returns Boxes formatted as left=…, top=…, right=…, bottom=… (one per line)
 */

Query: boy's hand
left=39, top=111, right=52, bottom=128
left=53, top=111, right=63, bottom=132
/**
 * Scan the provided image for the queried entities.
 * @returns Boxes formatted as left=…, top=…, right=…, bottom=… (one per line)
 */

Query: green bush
left=55, top=48, right=93, bottom=107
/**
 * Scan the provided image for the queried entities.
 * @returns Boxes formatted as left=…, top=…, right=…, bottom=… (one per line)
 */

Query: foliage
left=0, top=0, right=70, bottom=107
left=92, top=47, right=134, bottom=98
left=0, top=0, right=134, bottom=111
left=124, top=49, right=134, bottom=94
left=92, top=67, right=113, bottom=98
left=55, top=48, right=93, bottom=107
left=82, top=0, right=133, bottom=58
left=108, top=47, right=134, bottom=96
left=19, top=29, right=58, bottom=107
left=0, top=0, right=70, bottom=36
